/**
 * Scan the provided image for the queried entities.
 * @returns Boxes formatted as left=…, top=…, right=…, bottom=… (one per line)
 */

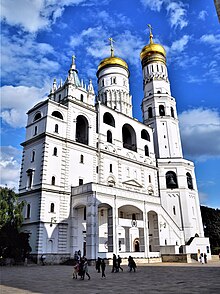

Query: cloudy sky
left=1, top=0, right=220, bottom=208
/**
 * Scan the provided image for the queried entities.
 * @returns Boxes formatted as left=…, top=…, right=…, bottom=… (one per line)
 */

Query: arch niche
left=147, top=211, right=160, bottom=252
left=118, top=205, right=144, bottom=252
left=98, top=204, right=113, bottom=253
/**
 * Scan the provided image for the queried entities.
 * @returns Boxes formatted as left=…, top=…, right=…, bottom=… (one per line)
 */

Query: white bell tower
left=96, top=38, right=132, bottom=117
left=141, top=26, right=183, bottom=159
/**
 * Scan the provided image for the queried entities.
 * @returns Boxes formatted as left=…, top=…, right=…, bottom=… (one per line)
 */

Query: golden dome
left=98, top=56, right=128, bottom=72
left=140, top=26, right=166, bottom=63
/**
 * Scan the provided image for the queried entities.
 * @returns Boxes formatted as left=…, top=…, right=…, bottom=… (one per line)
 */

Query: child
left=72, top=262, right=79, bottom=279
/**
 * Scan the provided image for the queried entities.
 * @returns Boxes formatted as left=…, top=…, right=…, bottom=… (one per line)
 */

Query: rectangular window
left=173, top=206, right=176, bottom=215
left=34, top=126, right=37, bottom=136
left=31, top=151, right=35, bottom=162
left=96, top=166, right=98, bottom=173
left=79, top=179, right=83, bottom=186
left=110, top=164, right=112, bottom=173
left=26, top=204, right=31, bottom=219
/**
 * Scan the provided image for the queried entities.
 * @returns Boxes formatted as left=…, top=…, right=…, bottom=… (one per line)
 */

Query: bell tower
left=140, top=26, right=205, bottom=242
left=141, top=25, right=183, bottom=159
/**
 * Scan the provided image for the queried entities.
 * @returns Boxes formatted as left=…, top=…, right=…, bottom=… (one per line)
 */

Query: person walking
left=112, top=254, right=117, bottom=273
left=82, top=258, right=91, bottom=280
left=96, top=257, right=101, bottom=273
left=117, top=255, right=123, bottom=271
left=128, top=256, right=136, bottom=272
left=101, top=259, right=106, bottom=278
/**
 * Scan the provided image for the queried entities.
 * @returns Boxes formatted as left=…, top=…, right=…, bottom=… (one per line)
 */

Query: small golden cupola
left=97, top=38, right=129, bottom=76
left=140, top=25, right=166, bottom=67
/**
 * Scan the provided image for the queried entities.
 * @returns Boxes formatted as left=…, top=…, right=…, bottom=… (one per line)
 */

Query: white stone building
left=19, top=31, right=210, bottom=263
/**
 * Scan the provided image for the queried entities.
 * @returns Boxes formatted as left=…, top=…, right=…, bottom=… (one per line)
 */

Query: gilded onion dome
left=97, top=37, right=129, bottom=75
left=140, top=25, right=166, bottom=65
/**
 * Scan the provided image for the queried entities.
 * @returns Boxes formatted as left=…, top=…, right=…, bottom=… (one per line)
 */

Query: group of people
left=72, top=254, right=137, bottom=281
left=72, top=257, right=91, bottom=280
left=199, top=253, right=208, bottom=264
left=95, top=257, right=106, bottom=278
left=111, top=254, right=123, bottom=273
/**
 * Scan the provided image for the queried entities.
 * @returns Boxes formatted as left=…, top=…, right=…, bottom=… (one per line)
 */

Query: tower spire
left=109, top=37, right=115, bottom=57
left=147, top=24, right=154, bottom=44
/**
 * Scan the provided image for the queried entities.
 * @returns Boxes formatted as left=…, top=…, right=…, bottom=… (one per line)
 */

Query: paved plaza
left=1, top=261, right=220, bottom=294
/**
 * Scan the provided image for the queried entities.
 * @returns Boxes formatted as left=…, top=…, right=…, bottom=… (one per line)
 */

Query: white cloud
left=166, top=2, right=188, bottom=29
left=1, top=84, right=49, bottom=128
left=0, top=146, right=22, bottom=191
left=140, top=0, right=164, bottom=11
left=69, top=27, right=144, bottom=67
left=1, top=31, right=61, bottom=87
left=170, top=35, right=190, bottom=53
left=198, top=10, right=208, bottom=21
left=179, top=108, right=220, bottom=161
left=140, top=0, right=188, bottom=29
left=0, top=0, right=85, bottom=33
left=200, top=34, right=220, bottom=45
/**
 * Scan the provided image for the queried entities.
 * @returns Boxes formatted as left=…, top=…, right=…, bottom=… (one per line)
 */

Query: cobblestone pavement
left=1, top=262, right=220, bottom=294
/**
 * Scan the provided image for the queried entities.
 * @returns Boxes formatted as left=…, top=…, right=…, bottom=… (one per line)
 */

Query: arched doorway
left=134, top=238, right=140, bottom=252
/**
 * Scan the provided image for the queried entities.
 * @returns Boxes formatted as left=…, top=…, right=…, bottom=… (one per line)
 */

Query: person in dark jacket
left=117, top=255, right=123, bottom=271
left=101, top=259, right=106, bottom=278
left=96, top=257, right=101, bottom=273
left=112, top=254, right=118, bottom=272
left=128, top=256, right=136, bottom=272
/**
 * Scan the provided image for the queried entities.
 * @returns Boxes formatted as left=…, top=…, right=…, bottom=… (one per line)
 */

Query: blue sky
left=1, top=0, right=220, bottom=208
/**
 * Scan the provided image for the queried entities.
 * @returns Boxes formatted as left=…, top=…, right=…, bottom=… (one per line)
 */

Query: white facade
left=19, top=36, right=210, bottom=263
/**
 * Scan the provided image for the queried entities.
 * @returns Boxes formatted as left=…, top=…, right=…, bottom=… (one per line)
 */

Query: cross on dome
left=147, top=24, right=154, bottom=44
left=108, top=37, right=115, bottom=57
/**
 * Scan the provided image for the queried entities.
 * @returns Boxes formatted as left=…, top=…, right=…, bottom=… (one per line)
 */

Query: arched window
left=53, top=147, right=57, bottom=156
left=141, top=129, right=150, bottom=141
left=26, top=169, right=33, bottom=188
left=166, top=171, right=178, bottom=189
left=159, top=105, right=165, bottom=116
left=171, top=107, right=174, bottom=118
left=55, top=124, right=59, bottom=133
left=186, top=172, right=193, bottom=189
left=26, top=204, right=31, bottom=219
left=33, top=112, right=41, bottom=122
left=103, top=112, right=115, bottom=127
left=145, top=145, right=149, bottom=156
left=52, top=111, right=63, bottom=120
left=148, top=107, right=153, bottom=118
left=31, top=150, right=35, bottom=162
left=51, top=176, right=55, bottom=185
left=80, top=94, right=84, bottom=102
left=75, top=115, right=89, bottom=145
left=107, top=130, right=112, bottom=143
left=50, top=203, right=55, bottom=213
left=122, top=124, right=137, bottom=152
